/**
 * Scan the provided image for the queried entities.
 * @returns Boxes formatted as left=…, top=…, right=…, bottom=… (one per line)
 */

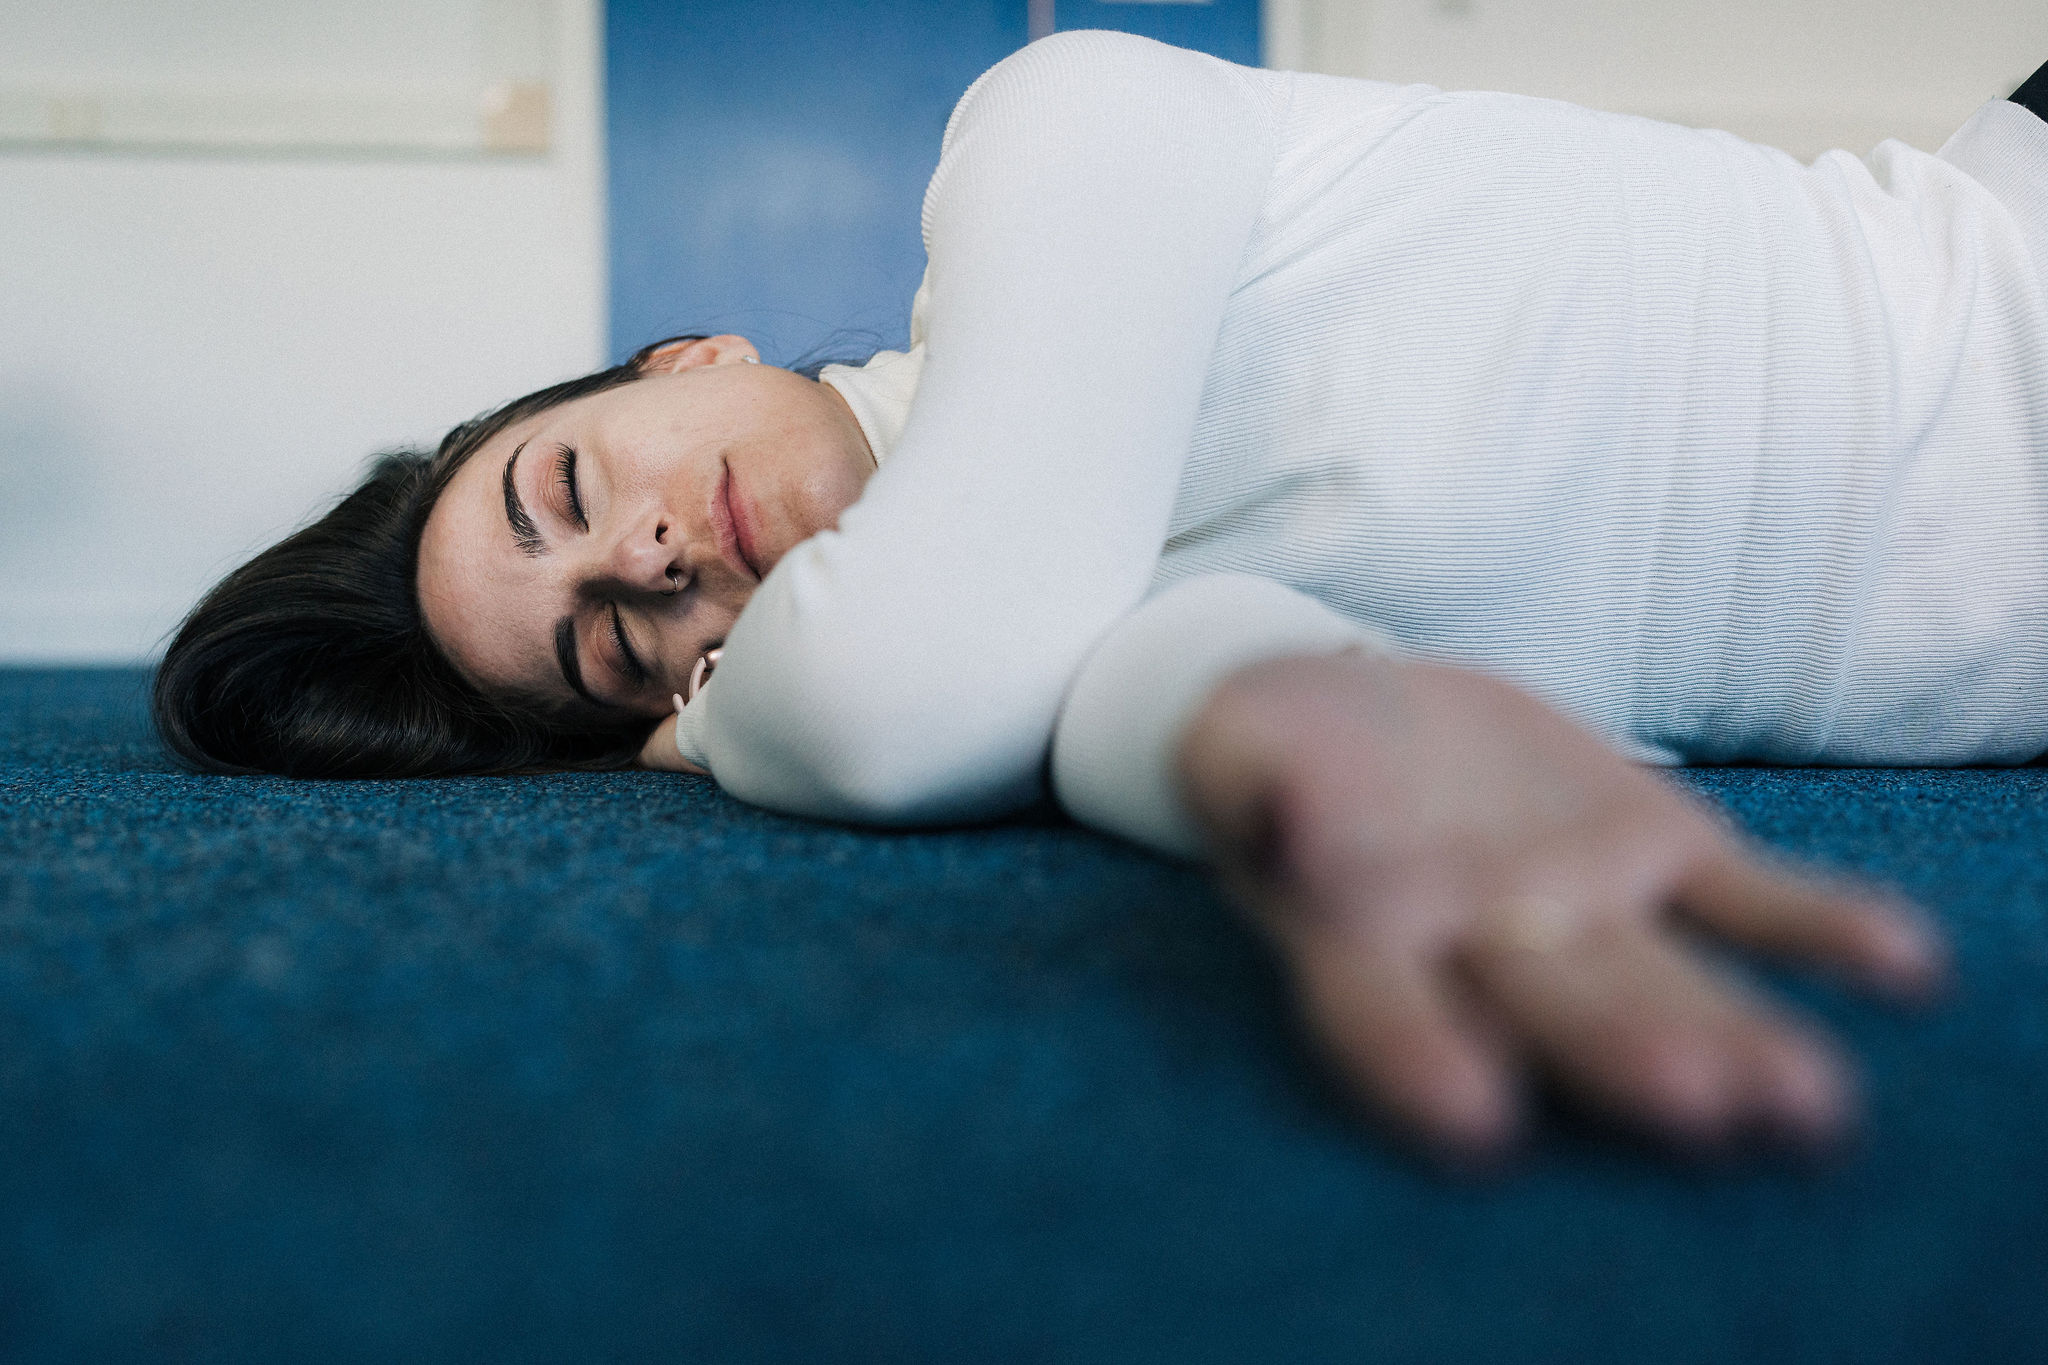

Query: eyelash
left=609, top=604, right=647, bottom=686
left=553, top=444, right=586, bottom=529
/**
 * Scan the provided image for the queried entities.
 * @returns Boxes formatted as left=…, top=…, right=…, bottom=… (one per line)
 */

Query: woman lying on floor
left=157, top=32, right=2048, bottom=1165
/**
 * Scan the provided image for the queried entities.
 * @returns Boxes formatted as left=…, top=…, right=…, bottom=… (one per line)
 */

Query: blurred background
left=2, top=0, right=2045, bottom=663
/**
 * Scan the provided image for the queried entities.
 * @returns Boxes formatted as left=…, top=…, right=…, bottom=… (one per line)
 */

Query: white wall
left=1267, top=1, right=2048, bottom=160
left=0, top=0, right=605, bottom=663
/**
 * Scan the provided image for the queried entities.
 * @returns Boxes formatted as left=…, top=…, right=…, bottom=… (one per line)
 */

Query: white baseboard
left=0, top=596, right=181, bottom=665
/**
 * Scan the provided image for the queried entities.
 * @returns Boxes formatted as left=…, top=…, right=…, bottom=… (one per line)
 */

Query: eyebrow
left=502, top=441, right=544, bottom=557
left=553, top=615, right=607, bottom=710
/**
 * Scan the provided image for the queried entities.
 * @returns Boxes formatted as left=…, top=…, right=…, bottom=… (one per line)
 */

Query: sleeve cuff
left=1050, top=574, right=1391, bottom=861
left=673, top=690, right=712, bottom=771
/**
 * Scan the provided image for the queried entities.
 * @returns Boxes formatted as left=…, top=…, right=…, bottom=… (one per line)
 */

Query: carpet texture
left=1, top=667, right=2043, bottom=1362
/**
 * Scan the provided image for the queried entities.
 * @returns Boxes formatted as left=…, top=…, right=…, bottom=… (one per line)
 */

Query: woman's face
left=417, top=335, right=874, bottom=723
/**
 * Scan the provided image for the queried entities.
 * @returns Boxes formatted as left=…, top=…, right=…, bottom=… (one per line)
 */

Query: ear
left=637, top=334, right=761, bottom=375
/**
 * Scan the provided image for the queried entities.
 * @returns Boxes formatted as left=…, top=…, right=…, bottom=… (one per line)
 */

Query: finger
left=1280, top=921, right=1521, bottom=1163
left=1673, top=846, right=1948, bottom=1002
left=1464, top=920, right=1856, bottom=1151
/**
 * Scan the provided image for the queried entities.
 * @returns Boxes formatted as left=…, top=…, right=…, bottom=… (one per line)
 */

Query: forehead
left=415, top=416, right=557, bottom=702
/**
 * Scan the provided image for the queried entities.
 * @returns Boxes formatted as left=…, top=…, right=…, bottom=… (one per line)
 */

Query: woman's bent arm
left=674, top=31, right=1284, bottom=822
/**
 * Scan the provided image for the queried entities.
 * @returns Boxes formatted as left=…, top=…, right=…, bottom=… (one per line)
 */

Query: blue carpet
left=1, top=667, right=2043, bottom=1362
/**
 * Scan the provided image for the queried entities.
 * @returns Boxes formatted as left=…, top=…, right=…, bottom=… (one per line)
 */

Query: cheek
left=792, top=441, right=869, bottom=534
left=613, top=401, right=703, bottom=492
left=614, top=435, right=681, bottom=497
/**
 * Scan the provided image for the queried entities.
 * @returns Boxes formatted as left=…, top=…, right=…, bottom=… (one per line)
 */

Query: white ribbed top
left=684, top=31, right=2048, bottom=859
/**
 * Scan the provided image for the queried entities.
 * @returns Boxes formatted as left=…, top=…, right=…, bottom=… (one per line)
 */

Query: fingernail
left=1875, top=913, right=1950, bottom=998
left=673, top=693, right=687, bottom=714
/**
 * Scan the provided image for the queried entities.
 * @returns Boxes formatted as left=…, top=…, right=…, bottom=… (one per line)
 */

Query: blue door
left=607, top=1, right=1261, bottom=365
left=1055, top=0, right=1258, bottom=68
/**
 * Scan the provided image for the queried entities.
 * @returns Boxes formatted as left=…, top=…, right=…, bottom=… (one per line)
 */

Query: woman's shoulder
left=941, top=30, right=1283, bottom=151
left=969, top=28, right=1241, bottom=89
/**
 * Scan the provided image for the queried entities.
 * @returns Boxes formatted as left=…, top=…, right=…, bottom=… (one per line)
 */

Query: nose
left=605, top=508, right=688, bottom=596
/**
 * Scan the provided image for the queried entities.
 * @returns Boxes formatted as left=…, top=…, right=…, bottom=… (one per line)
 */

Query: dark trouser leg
left=2012, top=60, right=2048, bottom=123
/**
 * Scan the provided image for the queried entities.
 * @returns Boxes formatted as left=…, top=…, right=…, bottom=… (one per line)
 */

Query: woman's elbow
left=712, top=680, right=1049, bottom=826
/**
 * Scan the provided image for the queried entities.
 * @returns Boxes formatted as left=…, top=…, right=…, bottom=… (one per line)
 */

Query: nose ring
left=662, top=567, right=682, bottom=596
left=685, top=647, right=723, bottom=703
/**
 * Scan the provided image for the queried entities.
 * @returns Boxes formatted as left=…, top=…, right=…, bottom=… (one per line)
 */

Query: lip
left=710, top=459, right=762, bottom=583
left=724, top=461, right=768, bottom=581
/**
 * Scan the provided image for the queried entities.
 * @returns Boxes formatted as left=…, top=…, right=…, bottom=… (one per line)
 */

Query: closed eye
left=608, top=603, right=648, bottom=686
left=553, top=443, right=586, bottom=530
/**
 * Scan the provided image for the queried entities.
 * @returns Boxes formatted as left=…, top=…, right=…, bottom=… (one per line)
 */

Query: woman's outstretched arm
left=1180, top=649, right=1947, bottom=1162
left=1053, top=577, right=1948, bottom=1163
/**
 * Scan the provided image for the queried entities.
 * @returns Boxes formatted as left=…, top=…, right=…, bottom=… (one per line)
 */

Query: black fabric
left=2010, top=59, right=2048, bottom=123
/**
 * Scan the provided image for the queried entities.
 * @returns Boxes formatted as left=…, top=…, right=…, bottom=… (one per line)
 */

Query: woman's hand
left=1177, top=649, right=1947, bottom=1165
left=636, top=711, right=708, bottom=774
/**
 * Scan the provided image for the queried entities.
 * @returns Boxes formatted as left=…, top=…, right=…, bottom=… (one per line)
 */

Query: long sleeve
left=1050, top=574, right=1391, bottom=860
left=674, top=32, right=1284, bottom=823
